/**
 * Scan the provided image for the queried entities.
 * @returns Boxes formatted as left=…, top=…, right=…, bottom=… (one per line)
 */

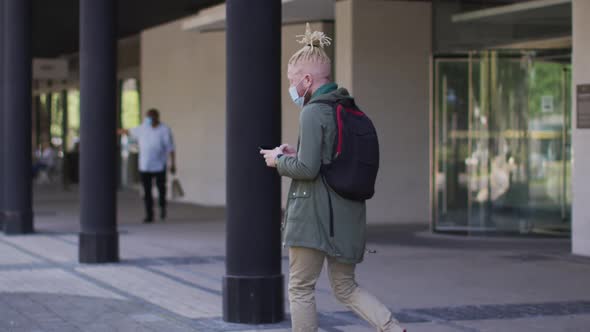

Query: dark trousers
left=140, top=170, right=166, bottom=219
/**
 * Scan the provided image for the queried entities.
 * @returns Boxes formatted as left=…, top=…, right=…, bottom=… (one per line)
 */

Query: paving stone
left=131, top=313, right=166, bottom=323
left=81, top=322, right=116, bottom=332
left=145, top=319, right=198, bottom=332
left=460, top=314, right=590, bottom=332
left=2, top=235, right=78, bottom=263
left=0, top=269, right=124, bottom=300
left=410, top=301, right=590, bottom=322
left=44, top=323, right=85, bottom=332
left=0, top=241, right=41, bottom=265
left=0, top=299, right=43, bottom=330
left=76, top=265, right=221, bottom=319
left=150, top=263, right=223, bottom=287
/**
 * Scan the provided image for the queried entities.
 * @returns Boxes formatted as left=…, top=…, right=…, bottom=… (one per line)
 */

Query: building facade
left=15, top=0, right=590, bottom=256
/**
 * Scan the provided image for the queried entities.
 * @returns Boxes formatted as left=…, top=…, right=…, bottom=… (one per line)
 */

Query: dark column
left=116, top=79, right=122, bottom=189
left=224, top=0, right=283, bottom=324
left=61, top=89, right=68, bottom=153
left=34, top=95, right=41, bottom=147
left=61, top=89, right=69, bottom=189
left=78, top=0, right=118, bottom=263
left=44, top=91, right=52, bottom=143
left=3, top=0, right=33, bottom=235
left=0, top=0, right=4, bottom=228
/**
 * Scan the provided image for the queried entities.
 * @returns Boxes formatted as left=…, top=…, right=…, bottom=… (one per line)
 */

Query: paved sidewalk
left=0, top=185, right=589, bottom=331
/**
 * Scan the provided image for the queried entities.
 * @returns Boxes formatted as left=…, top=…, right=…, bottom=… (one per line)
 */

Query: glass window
left=121, top=78, right=141, bottom=129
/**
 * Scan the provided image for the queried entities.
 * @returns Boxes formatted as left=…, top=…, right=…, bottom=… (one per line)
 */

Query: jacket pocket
left=287, top=183, right=312, bottom=222
left=289, top=189, right=311, bottom=199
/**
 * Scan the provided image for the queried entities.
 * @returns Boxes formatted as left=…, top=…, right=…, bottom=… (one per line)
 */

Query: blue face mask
left=144, top=116, right=152, bottom=126
left=289, top=77, right=310, bottom=109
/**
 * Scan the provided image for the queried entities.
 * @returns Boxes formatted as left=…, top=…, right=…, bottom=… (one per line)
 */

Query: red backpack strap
left=335, top=104, right=343, bottom=157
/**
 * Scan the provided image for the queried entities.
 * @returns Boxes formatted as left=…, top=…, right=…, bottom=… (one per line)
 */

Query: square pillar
left=572, top=0, right=590, bottom=256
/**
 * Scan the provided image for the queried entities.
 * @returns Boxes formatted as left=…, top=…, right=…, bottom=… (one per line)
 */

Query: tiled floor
left=0, top=185, right=587, bottom=331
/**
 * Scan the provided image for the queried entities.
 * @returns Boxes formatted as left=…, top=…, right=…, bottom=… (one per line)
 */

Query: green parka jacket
left=277, top=83, right=366, bottom=264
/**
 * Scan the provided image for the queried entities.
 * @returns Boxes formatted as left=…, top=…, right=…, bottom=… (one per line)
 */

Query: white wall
left=335, top=0, right=432, bottom=224
left=141, top=20, right=333, bottom=207
left=142, top=21, right=226, bottom=206
left=335, top=0, right=353, bottom=92
left=572, top=0, right=590, bottom=256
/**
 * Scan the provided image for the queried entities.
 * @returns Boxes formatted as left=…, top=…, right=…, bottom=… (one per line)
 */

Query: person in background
left=32, top=141, right=56, bottom=179
left=119, top=108, right=176, bottom=223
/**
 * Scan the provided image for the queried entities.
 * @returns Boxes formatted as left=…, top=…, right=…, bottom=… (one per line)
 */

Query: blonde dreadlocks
left=288, top=23, right=332, bottom=66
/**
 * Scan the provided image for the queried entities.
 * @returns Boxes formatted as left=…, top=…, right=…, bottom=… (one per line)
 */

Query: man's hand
left=280, top=144, right=297, bottom=157
left=260, top=147, right=283, bottom=168
left=117, top=128, right=129, bottom=136
left=170, top=151, right=177, bottom=174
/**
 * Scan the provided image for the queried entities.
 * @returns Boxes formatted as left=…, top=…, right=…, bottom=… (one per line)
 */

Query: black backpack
left=311, top=97, right=380, bottom=202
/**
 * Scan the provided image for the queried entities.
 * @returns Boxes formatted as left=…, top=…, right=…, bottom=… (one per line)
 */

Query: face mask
left=144, top=116, right=152, bottom=126
left=289, top=77, right=310, bottom=109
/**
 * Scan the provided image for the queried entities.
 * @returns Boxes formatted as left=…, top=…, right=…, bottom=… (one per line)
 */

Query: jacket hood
left=310, top=87, right=354, bottom=104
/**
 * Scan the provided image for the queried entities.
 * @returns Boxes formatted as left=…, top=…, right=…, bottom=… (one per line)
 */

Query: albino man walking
left=261, top=24, right=406, bottom=332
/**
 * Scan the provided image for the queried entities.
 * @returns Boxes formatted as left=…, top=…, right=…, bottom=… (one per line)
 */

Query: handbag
left=171, top=176, right=184, bottom=199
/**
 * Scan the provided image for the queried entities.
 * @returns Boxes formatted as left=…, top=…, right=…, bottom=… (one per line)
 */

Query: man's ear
left=304, top=74, right=313, bottom=89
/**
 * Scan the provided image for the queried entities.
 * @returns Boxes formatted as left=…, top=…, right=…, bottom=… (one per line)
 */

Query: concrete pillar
left=61, top=89, right=68, bottom=154
left=61, top=89, right=69, bottom=189
left=224, top=0, right=284, bottom=324
left=3, top=0, right=33, bottom=234
left=78, top=0, right=119, bottom=263
left=572, top=0, right=590, bottom=256
left=44, top=92, right=52, bottom=143
left=335, top=0, right=432, bottom=225
left=34, top=95, right=41, bottom=147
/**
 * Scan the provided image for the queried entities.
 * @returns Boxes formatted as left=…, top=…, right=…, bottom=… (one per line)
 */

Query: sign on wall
left=578, top=84, right=590, bottom=129
left=33, top=58, right=69, bottom=80
left=541, top=95, right=554, bottom=113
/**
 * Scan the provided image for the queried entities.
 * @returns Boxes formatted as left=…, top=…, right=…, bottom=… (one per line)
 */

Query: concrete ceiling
left=32, top=0, right=539, bottom=57
left=32, top=0, right=224, bottom=57
left=452, top=0, right=571, bottom=25
left=182, top=0, right=335, bottom=32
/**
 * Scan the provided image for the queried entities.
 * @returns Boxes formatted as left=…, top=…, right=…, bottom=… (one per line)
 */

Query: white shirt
left=130, top=123, right=175, bottom=172
left=40, top=147, right=56, bottom=168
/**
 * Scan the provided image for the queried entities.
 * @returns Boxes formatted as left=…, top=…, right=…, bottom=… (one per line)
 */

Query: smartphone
left=258, top=145, right=275, bottom=151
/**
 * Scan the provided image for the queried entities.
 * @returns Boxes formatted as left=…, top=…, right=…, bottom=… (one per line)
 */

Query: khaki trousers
left=288, top=247, right=405, bottom=332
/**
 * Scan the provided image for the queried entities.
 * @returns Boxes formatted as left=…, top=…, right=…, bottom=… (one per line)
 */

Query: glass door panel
left=433, top=50, right=571, bottom=235
left=434, top=58, right=472, bottom=230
